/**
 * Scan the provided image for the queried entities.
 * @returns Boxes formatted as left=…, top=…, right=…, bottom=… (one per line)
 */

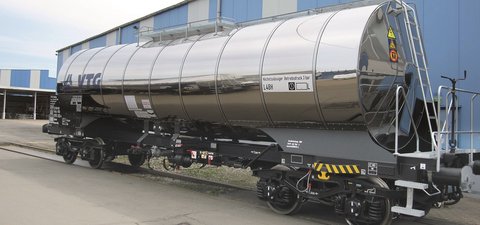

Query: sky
left=0, top=0, right=183, bottom=77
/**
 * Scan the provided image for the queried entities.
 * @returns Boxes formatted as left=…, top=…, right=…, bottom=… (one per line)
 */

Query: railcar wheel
left=63, top=151, right=78, bottom=164
left=345, top=177, right=392, bottom=225
left=57, top=141, right=77, bottom=164
left=266, top=184, right=303, bottom=215
left=265, top=165, right=303, bottom=215
left=162, top=158, right=176, bottom=171
left=128, top=154, right=146, bottom=168
left=88, top=147, right=105, bottom=169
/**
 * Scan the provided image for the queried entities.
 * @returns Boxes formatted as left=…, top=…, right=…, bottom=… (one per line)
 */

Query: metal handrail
left=137, top=17, right=238, bottom=43
left=437, top=85, right=480, bottom=164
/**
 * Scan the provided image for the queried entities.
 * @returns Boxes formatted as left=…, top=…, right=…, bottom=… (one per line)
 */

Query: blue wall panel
left=221, top=0, right=234, bottom=20
left=247, top=0, right=262, bottom=22
left=297, top=0, right=316, bottom=11
left=297, top=0, right=348, bottom=11
left=89, top=35, right=107, bottom=48
left=423, top=0, right=459, bottom=88
left=120, top=22, right=140, bottom=44
left=317, top=0, right=343, bottom=7
left=153, top=4, right=188, bottom=30
left=56, top=51, right=63, bottom=76
left=458, top=0, right=480, bottom=91
left=209, top=0, right=217, bottom=20
left=40, top=70, right=56, bottom=90
left=221, top=0, right=262, bottom=23
left=10, top=70, right=30, bottom=88
left=70, top=44, right=82, bottom=54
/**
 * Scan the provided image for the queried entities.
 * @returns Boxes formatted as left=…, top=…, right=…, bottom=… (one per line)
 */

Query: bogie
left=56, top=140, right=77, bottom=164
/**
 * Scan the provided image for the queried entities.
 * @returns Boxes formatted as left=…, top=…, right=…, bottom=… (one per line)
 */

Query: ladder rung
left=407, top=21, right=417, bottom=26
left=416, top=52, right=423, bottom=56
left=412, top=36, right=419, bottom=41
left=419, top=68, right=427, bottom=71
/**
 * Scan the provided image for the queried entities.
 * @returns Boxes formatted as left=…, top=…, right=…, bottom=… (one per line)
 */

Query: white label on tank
left=262, top=74, right=313, bottom=93
left=141, top=99, right=152, bottom=109
left=124, top=95, right=138, bottom=110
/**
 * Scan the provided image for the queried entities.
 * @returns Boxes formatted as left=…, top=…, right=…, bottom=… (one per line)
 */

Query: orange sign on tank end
left=389, top=49, right=399, bottom=63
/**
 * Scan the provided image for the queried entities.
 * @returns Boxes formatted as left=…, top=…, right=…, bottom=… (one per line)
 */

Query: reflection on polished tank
left=57, top=3, right=412, bottom=151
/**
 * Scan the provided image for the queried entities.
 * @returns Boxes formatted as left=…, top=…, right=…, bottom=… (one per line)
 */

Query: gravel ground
left=115, top=156, right=259, bottom=190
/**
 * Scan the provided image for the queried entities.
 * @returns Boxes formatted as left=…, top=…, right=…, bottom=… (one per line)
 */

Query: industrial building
left=55, top=0, right=479, bottom=147
left=0, top=69, right=56, bottom=120
left=57, top=0, right=479, bottom=87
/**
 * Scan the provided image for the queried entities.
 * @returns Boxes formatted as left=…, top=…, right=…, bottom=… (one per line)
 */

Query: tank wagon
left=44, top=1, right=480, bottom=224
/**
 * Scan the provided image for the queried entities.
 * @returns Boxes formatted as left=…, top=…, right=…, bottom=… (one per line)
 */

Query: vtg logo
left=63, top=73, right=102, bottom=88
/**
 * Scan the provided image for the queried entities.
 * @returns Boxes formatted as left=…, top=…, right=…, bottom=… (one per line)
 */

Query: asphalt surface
left=0, top=119, right=480, bottom=225
left=0, top=146, right=342, bottom=225
left=0, top=119, right=56, bottom=150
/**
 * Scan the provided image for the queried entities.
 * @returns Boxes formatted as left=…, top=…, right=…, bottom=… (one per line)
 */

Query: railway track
left=0, top=142, right=252, bottom=192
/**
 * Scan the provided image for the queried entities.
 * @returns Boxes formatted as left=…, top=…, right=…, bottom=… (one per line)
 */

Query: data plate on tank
left=262, top=74, right=313, bottom=92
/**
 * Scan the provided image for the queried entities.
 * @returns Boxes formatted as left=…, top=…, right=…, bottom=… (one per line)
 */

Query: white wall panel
left=0, top=70, right=11, bottom=87
left=61, top=49, right=70, bottom=65
left=188, top=0, right=209, bottom=22
left=140, top=17, right=154, bottom=29
left=30, top=70, right=40, bottom=89
left=139, top=17, right=155, bottom=43
left=82, top=42, right=89, bottom=50
left=262, top=0, right=297, bottom=18
left=63, top=49, right=70, bottom=59
left=106, top=31, right=117, bottom=46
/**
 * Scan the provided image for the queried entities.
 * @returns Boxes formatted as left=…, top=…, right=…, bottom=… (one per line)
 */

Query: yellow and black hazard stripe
left=312, top=162, right=361, bottom=180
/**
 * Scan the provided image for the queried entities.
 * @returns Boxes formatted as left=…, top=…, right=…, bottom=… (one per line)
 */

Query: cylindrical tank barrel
left=57, top=2, right=411, bottom=150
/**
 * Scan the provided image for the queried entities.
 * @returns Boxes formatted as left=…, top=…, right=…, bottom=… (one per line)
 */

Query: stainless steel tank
left=57, top=2, right=415, bottom=150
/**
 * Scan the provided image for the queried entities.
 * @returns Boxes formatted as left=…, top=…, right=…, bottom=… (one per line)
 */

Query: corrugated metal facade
left=0, top=69, right=55, bottom=91
left=0, top=69, right=55, bottom=120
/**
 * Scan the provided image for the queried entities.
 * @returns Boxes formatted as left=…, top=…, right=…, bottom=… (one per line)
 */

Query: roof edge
left=56, top=0, right=193, bottom=52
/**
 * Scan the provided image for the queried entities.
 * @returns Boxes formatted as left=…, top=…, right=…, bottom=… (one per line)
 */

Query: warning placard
left=389, top=39, right=396, bottom=50
left=262, top=74, right=313, bottom=93
left=387, top=26, right=399, bottom=63
left=389, top=49, right=399, bottom=63
left=388, top=26, right=396, bottom=39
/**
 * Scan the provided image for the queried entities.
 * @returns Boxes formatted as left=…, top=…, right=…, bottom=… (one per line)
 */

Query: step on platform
left=391, top=180, right=428, bottom=217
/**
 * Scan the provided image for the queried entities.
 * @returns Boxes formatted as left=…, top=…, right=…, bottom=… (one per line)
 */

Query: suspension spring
left=256, top=180, right=267, bottom=200
left=334, top=195, right=345, bottom=214
left=366, top=199, right=384, bottom=222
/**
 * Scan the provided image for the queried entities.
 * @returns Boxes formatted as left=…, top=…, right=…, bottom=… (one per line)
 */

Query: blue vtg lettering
left=63, top=73, right=102, bottom=88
